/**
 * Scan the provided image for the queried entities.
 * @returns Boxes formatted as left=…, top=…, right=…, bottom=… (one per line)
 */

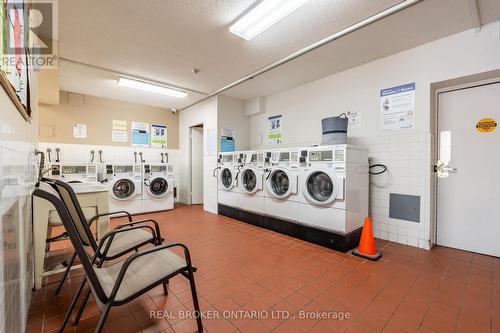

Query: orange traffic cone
left=352, top=217, right=382, bottom=261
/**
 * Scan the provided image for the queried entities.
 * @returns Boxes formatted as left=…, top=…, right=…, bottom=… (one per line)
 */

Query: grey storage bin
left=321, top=113, right=348, bottom=145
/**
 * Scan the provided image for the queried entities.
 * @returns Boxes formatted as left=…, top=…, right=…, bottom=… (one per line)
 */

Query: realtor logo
left=2, top=1, right=58, bottom=68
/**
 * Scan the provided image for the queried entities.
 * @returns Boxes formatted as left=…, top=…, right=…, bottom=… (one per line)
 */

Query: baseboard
left=218, top=204, right=239, bottom=220
left=238, top=209, right=265, bottom=227
left=217, top=204, right=361, bottom=252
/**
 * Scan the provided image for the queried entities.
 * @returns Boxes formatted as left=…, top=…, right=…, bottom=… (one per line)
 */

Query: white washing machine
left=263, top=148, right=300, bottom=222
left=98, top=163, right=143, bottom=215
left=233, top=150, right=250, bottom=207
left=142, top=163, right=174, bottom=213
left=298, top=145, right=368, bottom=234
left=48, top=163, right=98, bottom=183
left=237, top=150, right=265, bottom=214
left=217, top=152, right=239, bottom=208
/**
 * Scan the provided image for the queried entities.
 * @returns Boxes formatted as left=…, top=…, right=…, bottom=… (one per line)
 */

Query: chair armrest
left=87, top=211, right=133, bottom=227
left=108, top=242, right=193, bottom=300
left=92, top=225, right=156, bottom=261
left=114, top=219, right=162, bottom=242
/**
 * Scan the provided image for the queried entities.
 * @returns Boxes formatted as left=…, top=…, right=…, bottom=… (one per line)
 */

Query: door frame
left=431, top=73, right=500, bottom=248
left=189, top=123, right=204, bottom=205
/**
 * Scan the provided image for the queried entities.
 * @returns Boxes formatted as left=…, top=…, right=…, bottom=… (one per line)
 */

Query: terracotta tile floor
left=27, top=205, right=500, bottom=333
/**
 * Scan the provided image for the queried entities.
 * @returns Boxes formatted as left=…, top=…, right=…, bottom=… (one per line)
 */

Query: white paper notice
left=73, top=124, right=87, bottom=138
left=347, top=111, right=361, bottom=129
left=151, top=124, right=167, bottom=148
left=221, top=128, right=236, bottom=138
left=113, top=120, right=127, bottom=131
left=268, top=115, right=283, bottom=144
left=380, top=83, right=415, bottom=131
left=112, top=130, right=128, bottom=142
left=205, top=128, right=217, bottom=156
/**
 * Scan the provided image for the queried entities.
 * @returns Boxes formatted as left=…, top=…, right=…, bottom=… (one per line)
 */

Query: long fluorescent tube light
left=117, top=77, right=188, bottom=98
left=230, top=0, right=310, bottom=40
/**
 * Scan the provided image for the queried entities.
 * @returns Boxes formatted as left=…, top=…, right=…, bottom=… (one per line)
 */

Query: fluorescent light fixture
left=230, top=0, right=310, bottom=40
left=117, top=77, right=188, bottom=98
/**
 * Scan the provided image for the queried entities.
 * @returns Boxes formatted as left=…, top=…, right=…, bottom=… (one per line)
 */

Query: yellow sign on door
left=476, top=118, right=497, bottom=133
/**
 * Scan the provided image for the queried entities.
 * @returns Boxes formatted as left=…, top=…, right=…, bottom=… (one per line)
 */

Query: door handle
left=441, top=166, right=458, bottom=173
left=435, top=160, right=458, bottom=178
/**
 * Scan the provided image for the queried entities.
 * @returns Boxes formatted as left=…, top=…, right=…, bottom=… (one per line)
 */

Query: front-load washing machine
left=142, top=163, right=174, bottom=213
left=98, top=163, right=143, bottom=215
left=298, top=145, right=368, bottom=237
left=49, top=162, right=98, bottom=183
left=237, top=150, right=265, bottom=215
left=217, top=152, right=239, bottom=213
left=263, top=148, right=300, bottom=222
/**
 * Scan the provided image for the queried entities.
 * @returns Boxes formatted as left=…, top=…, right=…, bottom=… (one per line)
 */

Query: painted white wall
left=178, top=97, right=218, bottom=213
left=217, top=95, right=250, bottom=151
left=250, top=22, right=500, bottom=146
left=247, top=22, right=500, bottom=249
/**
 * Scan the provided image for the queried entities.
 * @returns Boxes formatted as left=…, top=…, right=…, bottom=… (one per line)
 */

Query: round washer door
left=240, top=168, right=262, bottom=194
left=267, top=168, right=293, bottom=199
left=219, top=167, right=235, bottom=190
left=302, top=170, right=340, bottom=205
left=111, top=178, right=136, bottom=200
left=147, top=177, right=169, bottom=198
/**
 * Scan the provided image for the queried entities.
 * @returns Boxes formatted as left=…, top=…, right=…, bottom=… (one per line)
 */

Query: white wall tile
left=38, top=142, right=182, bottom=201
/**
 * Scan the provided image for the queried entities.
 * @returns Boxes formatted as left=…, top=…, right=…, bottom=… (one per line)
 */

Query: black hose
left=235, top=164, right=243, bottom=181
left=213, top=167, right=220, bottom=177
left=35, top=150, right=45, bottom=185
left=369, top=164, right=387, bottom=175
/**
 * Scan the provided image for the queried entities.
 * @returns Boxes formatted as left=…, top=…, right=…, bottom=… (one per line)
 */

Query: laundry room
left=1, top=1, right=500, bottom=333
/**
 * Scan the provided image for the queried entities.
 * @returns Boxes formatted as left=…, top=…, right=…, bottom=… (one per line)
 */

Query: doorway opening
left=190, top=124, right=204, bottom=205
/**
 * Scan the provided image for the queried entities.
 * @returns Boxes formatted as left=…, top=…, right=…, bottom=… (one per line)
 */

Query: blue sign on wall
left=221, top=136, right=235, bottom=152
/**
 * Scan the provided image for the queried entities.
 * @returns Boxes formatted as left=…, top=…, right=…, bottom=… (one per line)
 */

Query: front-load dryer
left=49, top=162, right=98, bottom=183
left=142, top=163, right=174, bottom=213
left=217, top=152, right=239, bottom=209
left=237, top=150, right=265, bottom=215
left=298, top=145, right=368, bottom=234
left=98, top=163, right=143, bottom=215
left=263, top=148, right=300, bottom=222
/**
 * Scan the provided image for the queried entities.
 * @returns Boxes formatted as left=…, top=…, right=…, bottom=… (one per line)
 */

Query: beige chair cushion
left=95, top=249, right=186, bottom=301
left=99, top=228, right=155, bottom=257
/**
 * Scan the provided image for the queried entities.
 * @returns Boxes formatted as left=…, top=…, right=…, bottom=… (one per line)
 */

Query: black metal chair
left=41, top=179, right=170, bottom=320
left=38, top=179, right=164, bottom=296
left=33, top=180, right=203, bottom=333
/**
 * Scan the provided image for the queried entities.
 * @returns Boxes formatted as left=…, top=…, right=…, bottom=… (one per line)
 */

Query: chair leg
left=73, top=287, right=91, bottom=326
left=94, top=303, right=112, bottom=333
left=58, top=278, right=86, bottom=333
left=187, top=267, right=203, bottom=333
left=55, top=251, right=77, bottom=295
left=162, top=282, right=168, bottom=296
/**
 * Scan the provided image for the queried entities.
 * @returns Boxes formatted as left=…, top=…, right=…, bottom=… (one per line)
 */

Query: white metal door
left=190, top=126, right=204, bottom=204
left=437, top=82, right=500, bottom=257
